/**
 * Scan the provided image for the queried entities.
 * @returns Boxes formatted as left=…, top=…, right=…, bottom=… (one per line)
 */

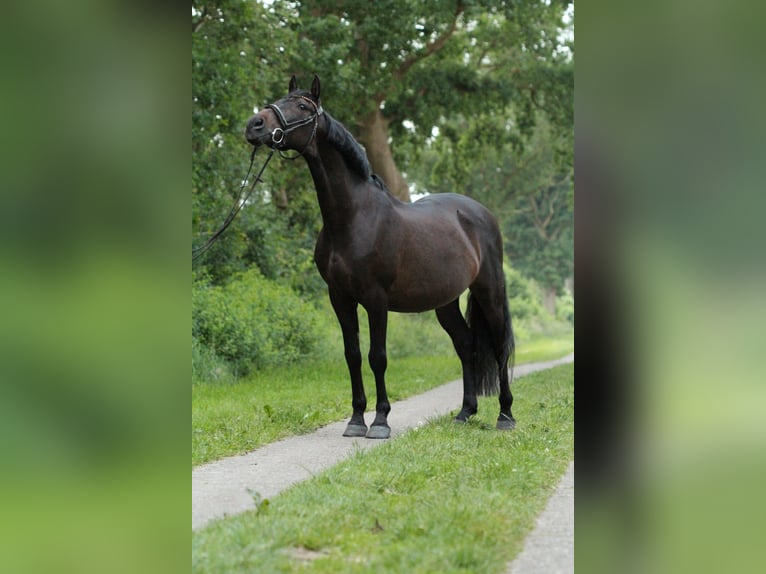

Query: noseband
left=265, top=95, right=323, bottom=159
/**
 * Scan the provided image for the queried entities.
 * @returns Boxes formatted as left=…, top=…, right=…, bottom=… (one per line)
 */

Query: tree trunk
left=543, top=286, right=557, bottom=316
left=358, top=107, right=411, bottom=202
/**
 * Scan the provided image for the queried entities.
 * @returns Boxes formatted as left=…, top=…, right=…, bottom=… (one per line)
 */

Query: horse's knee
left=368, top=348, right=387, bottom=375
left=345, top=347, right=362, bottom=371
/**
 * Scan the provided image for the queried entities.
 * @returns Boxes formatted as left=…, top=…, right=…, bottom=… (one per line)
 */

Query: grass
left=192, top=363, right=574, bottom=573
left=192, top=332, right=573, bottom=467
left=514, top=330, right=574, bottom=364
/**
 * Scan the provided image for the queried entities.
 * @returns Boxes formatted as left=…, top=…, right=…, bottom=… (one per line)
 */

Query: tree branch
left=540, top=193, right=556, bottom=230
left=528, top=195, right=547, bottom=240
left=193, top=7, right=207, bottom=34
left=393, top=1, right=465, bottom=81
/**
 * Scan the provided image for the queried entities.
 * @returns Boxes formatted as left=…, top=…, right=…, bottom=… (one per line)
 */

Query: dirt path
left=192, top=353, right=574, bottom=530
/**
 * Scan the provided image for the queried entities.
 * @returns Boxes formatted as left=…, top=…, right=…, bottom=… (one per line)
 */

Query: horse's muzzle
left=245, top=114, right=269, bottom=147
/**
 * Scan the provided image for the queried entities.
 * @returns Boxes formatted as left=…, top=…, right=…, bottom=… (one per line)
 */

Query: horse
left=245, top=75, right=515, bottom=439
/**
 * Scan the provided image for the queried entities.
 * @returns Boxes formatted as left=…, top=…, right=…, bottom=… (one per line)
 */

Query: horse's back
left=405, top=193, right=501, bottom=245
left=411, top=192, right=496, bottom=219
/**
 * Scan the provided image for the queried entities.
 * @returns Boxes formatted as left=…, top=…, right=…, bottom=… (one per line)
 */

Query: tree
left=504, top=176, right=573, bottom=315
left=292, top=0, right=573, bottom=201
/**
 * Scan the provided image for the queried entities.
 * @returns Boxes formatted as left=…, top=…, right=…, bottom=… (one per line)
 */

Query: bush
left=556, top=289, right=574, bottom=324
left=385, top=311, right=454, bottom=359
left=192, top=335, right=233, bottom=385
left=504, top=263, right=544, bottom=321
left=193, top=270, right=326, bottom=376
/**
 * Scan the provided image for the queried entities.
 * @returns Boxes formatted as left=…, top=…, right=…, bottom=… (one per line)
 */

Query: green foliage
left=504, top=178, right=573, bottom=295
left=192, top=335, right=233, bottom=385
left=386, top=312, right=455, bottom=358
left=192, top=270, right=326, bottom=375
left=556, top=289, right=575, bottom=325
left=505, top=263, right=544, bottom=322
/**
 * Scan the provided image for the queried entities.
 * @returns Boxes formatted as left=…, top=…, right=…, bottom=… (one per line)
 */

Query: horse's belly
left=386, top=259, right=476, bottom=312
left=387, top=290, right=462, bottom=313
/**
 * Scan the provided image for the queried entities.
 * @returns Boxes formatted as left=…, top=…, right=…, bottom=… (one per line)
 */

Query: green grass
left=192, top=364, right=574, bottom=573
left=192, top=332, right=573, bottom=467
left=514, top=331, right=574, bottom=364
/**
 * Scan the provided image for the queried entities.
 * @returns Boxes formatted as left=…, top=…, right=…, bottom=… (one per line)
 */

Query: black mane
left=323, top=111, right=389, bottom=192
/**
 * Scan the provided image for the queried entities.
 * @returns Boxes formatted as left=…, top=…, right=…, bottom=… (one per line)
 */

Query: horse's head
left=245, top=75, right=323, bottom=154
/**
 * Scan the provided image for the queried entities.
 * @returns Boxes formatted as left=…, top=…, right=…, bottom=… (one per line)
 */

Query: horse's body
left=317, top=192, right=497, bottom=313
left=246, top=76, right=515, bottom=438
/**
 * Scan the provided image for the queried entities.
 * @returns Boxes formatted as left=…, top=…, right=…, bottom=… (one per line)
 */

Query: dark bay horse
left=246, top=75, right=515, bottom=439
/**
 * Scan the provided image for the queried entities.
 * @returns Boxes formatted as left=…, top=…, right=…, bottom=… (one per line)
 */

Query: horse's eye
left=299, top=103, right=307, bottom=110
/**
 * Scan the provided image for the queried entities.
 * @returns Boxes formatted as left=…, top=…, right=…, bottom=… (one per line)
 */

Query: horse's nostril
left=247, top=116, right=265, bottom=135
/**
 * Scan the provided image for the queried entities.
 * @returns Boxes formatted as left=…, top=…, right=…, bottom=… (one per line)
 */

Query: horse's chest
left=321, top=253, right=352, bottom=282
left=315, top=240, right=393, bottom=300
left=315, top=245, right=358, bottom=288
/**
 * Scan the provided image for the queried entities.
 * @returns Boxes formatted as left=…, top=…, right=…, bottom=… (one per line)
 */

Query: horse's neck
left=304, top=145, right=369, bottom=235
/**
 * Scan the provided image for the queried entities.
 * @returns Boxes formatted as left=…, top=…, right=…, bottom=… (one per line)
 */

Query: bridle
left=192, top=95, right=323, bottom=260
left=265, top=95, right=323, bottom=159
left=192, top=145, right=274, bottom=261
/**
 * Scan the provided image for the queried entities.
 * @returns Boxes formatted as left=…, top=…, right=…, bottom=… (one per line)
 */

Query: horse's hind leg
left=472, top=283, right=515, bottom=430
left=496, top=353, right=515, bottom=430
left=491, top=303, right=515, bottom=430
left=435, top=299, right=478, bottom=422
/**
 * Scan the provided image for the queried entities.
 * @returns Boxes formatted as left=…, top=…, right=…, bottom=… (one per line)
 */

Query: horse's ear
left=289, top=75, right=298, bottom=93
left=311, top=75, right=321, bottom=100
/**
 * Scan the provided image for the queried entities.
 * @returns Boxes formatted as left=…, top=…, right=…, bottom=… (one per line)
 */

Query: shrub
left=192, top=335, right=233, bottom=385
left=504, top=263, right=544, bottom=321
left=556, top=289, right=575, bottom=324
left=193, top=270, right=326, bottom=376
left=385, top=311, right=454, bottom=359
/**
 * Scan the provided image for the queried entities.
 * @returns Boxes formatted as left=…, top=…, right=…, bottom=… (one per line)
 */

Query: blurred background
left=577, top=0, right=766, bottom=572
left=0, top=1, right=188, bottom=572
left=1, top=0, right=764, bottom=572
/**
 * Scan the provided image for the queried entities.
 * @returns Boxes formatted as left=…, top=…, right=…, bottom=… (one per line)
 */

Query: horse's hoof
left=454, top=409, right=476, bottom=423
left=496, top=414, right=516, bottom=431
left=454, top=416, right=468, bottom=424
left=366, top=424, right=391, bottom=439
left=343, top=423, right=368, bottom=437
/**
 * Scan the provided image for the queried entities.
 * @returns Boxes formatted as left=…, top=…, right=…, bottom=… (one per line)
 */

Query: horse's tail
left=466, top=291, right=515, bottom=396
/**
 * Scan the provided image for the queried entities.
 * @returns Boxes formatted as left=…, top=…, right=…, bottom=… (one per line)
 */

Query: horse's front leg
left=365, top=303, right=391, bottom=439
left=329, top=290, right=368, bottom=437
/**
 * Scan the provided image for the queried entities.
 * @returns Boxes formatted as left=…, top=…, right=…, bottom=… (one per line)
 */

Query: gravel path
left=192, top=353, right=573, bottom=531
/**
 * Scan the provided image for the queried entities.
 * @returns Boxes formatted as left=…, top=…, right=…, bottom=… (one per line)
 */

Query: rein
left=192, top=96, right=322, bottom=261
left=192, top=147, right=275, bottom=261
left=265, top=95, right=323, bottom=160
